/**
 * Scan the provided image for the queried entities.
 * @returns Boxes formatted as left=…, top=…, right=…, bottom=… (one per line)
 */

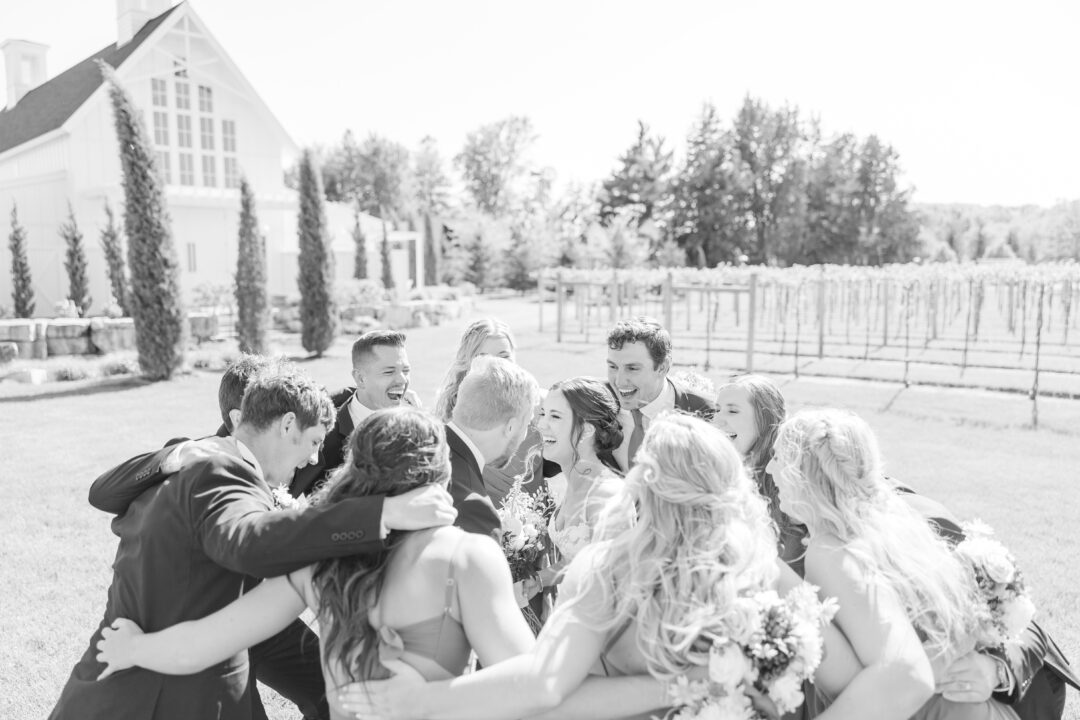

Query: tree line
left=298, top=96, right=932, bottom=292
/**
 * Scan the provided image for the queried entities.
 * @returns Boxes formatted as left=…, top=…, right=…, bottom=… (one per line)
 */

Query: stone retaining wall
left=0, top=314, right=218, bottom=362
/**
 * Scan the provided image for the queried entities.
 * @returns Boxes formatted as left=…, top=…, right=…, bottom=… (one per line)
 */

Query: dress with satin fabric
left=286, top=548, right=472, bottom=720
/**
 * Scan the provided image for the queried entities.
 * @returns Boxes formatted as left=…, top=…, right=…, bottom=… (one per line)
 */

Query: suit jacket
left=291, top=400, right=354, bottom=498
left=671, top=378, right=715, bottom=419
left=446, top=425, right=501, bottom=540
left=57, top=438, right=386, bottom=720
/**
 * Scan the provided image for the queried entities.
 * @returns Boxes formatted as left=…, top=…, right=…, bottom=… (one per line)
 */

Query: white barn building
left=0, top=0, right=421, bottom=317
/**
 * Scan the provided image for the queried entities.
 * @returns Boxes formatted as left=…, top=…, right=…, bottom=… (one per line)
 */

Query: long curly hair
left=549, top=377, right=624, bottom=473
left=434, top=318, right=516, bottom=422
left=308, top=407, right=450, bottom=683
left=569, top=414, right=779, bottom=680
left=773, top=409, right=980, bottom=659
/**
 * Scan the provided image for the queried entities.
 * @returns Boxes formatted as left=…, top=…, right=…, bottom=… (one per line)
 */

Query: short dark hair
left=218, top=354, right=274, bottom=432
left=607, top=316, right=671, bottom=368
left=351, top=330, right=406, bottom=368
left=239, top=366, right=335, bottom=432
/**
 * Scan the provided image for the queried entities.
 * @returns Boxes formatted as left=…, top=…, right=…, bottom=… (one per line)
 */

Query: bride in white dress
left=537, top=377, right=631, bottom=587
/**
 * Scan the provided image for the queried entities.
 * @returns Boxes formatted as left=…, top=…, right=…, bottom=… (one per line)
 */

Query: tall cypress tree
left=297, top=148, right=338, bottom=356
left=101, top=61, right=185, bottom=379
left=100, top=201, right=131, bottom=315
left=60, top=203, right=92, bottom=316
left=422, top=213, right=438, bottom=286
left=352, top=208, right=368, bottom=279
left=380, top=220, right=395, bottom=289
left=8, top=204, right=35, bottom=318
left=235, top=177, right=269, bottom=354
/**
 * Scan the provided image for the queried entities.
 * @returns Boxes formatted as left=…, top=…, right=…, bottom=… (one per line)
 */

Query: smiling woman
left=538, top=377, right=630, bottom=587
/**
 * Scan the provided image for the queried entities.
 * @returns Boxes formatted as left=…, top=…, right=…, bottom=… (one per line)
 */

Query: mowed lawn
left=2, top=295, right=1077, bottom=720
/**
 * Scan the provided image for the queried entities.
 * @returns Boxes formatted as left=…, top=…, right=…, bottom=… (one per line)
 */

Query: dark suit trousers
left=249, top=619, right=328, bottom=720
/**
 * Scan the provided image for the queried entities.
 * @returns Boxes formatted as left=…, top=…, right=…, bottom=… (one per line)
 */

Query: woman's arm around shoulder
left=95, top=573, right=310, bottom=678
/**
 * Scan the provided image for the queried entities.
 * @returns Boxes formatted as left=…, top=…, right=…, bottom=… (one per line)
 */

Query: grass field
left=2, top=295, right=1077, bottom=719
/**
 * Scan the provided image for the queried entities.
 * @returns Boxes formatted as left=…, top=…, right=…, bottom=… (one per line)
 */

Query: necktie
left=628, top=409, right=645, bottom=468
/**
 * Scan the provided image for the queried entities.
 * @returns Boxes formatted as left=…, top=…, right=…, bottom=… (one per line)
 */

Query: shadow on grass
left=0, top=376, right=152, bottom=404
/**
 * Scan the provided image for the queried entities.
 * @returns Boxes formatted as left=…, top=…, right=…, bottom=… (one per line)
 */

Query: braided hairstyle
left=549, top=376, right=624, bottom=473
left=773, top=409, right=980, bottom=660
left=308, top=407, right=450, bottom=683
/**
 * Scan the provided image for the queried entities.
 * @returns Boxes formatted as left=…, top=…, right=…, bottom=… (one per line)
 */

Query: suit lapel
left=446, top=425, right=484, bottom=491
left=337, top=402, right=355, bottom=442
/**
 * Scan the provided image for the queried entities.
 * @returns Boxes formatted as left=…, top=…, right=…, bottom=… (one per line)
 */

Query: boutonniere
left=271, top=485, right=309, bottom=511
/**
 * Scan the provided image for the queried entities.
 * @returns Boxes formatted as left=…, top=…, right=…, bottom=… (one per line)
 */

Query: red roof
left=0, top=4, right=180, bottom=155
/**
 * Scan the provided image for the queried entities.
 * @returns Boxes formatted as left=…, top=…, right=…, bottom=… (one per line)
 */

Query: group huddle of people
left=49, top=317, right=1076, bottom=720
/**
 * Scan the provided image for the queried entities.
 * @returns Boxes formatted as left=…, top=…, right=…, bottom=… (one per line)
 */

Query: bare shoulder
left=804, top=535, right=858, bottom=580
left=453, top=530, right=507, bottom=573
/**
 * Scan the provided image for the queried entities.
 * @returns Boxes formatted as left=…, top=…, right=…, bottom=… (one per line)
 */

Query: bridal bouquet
left=666, top=584, right=838, bottom=720
left=496, top=481, right=554, bottom=584
left=497, top=481, right=555, bottom=632
left=955, top=520, right=1036, bottom=650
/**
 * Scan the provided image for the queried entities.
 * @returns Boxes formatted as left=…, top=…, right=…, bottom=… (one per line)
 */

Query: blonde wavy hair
left=773, top=409, right=979, bottom=659
left=434, top=318, right=516, bottom=422
left=572, top=413, right=779, bottom=680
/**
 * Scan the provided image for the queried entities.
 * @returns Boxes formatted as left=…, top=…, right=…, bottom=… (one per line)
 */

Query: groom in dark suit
left=605, top=317, right=714, bottom=470
left=51, top=366, right=456, bottom=720
left=444, top=355, right=539, bottom=538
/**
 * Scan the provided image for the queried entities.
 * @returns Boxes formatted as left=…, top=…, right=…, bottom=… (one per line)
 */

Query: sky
left=2, top=0, right=1078, bottom=207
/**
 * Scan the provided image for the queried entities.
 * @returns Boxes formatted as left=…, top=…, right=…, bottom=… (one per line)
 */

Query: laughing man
left=605, top=317, right=714, bottom=470
left=291, top=330, right=417, bottom=496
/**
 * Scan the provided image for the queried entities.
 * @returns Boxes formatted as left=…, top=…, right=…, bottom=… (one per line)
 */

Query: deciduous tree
left=455, top=116, right=536, bottom=217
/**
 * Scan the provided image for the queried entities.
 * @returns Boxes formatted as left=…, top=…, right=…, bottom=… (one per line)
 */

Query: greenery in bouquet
left=666, top=584, right=838, bottom=720
left=955, top=520, right=1036, bottom=652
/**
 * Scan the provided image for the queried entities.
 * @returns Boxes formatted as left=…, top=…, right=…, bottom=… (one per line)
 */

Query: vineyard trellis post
left=882, top=279, right=890, bottom=347
left=903, top=281, right=914, bottom=388
left=609, top=271, right=618, bottom=322
left=537, top=269, right=545, bottom=333
left=817, top=268, right=826, bottom=360
left=583, top=282, right=591, bottom=343
left=555, top=271, right=564, bottom=343
left=793, top=283, right=802, bottom=378
left=663, top=272, right=674, bottom=336
left=1032, top=283, right=1046, bottom=428
left=961, top=278, right=974, bottom=375
left=747, top=273, right=758, bottom=372
left=704, top=290, right=714, bottom=372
